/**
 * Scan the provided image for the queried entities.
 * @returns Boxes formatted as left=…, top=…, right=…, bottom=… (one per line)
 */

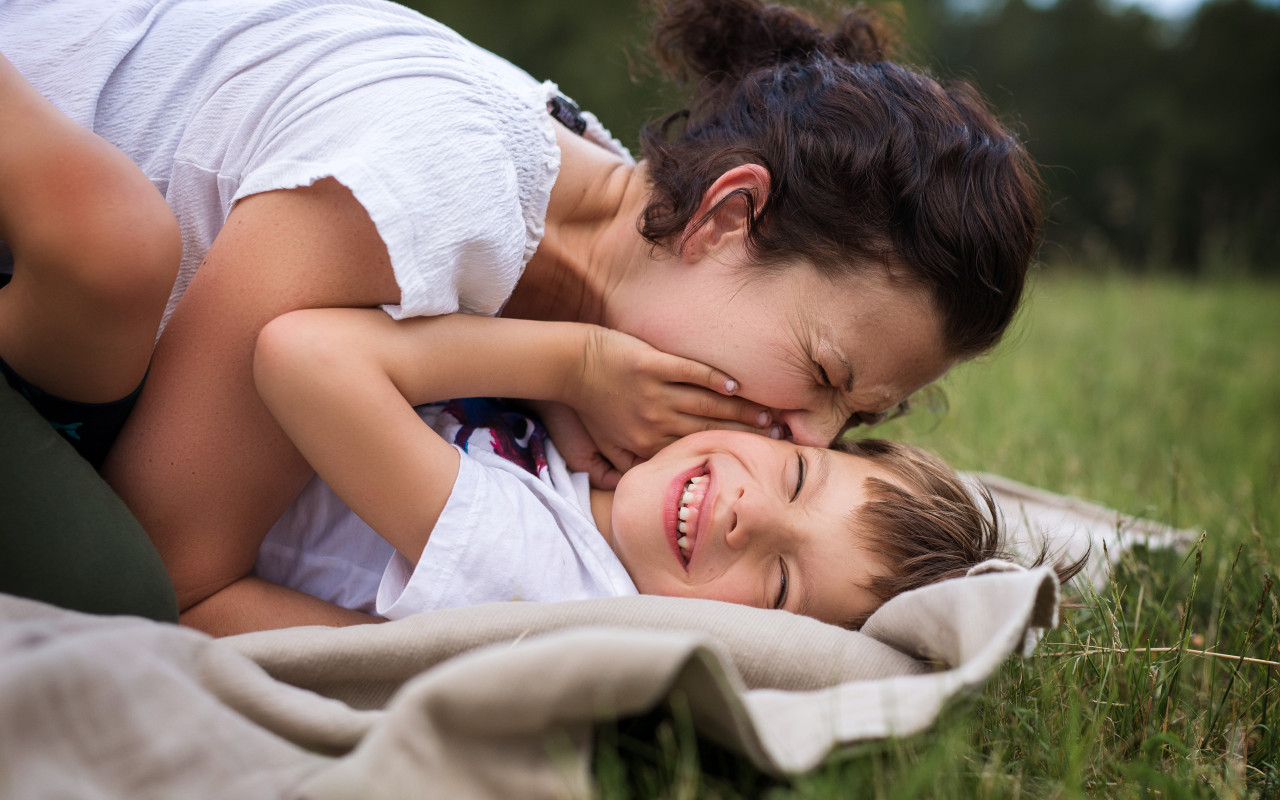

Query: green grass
left=594, top=272, right=1280, bottom=798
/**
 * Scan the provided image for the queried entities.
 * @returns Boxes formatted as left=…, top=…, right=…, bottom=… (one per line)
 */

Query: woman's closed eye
left=774, top=558, right=789, bottom=609
left=812, top=359, right=857, bottom=429
left=814, top=361, right=835, bottom=393
left=817, top=362, right=830, bottom=384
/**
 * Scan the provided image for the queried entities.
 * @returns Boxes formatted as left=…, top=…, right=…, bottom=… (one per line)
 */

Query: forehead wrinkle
left=754, top=324, right=810, bottom=394
left=762, top=311, right=816, bottom=390
left=788, top=293, right=825, bottom=349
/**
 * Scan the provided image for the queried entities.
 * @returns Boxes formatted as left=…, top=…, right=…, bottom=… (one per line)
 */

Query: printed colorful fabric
left=440, top=398, right=550, bottom=478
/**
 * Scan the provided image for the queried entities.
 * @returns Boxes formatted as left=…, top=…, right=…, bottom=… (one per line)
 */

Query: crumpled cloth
left=0, top=564, right=1058, bottom=799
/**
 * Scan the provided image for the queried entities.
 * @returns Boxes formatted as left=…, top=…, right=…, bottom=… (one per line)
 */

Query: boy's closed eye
left=775, top=558, right=789, bottom=609
left=792, top=452, right=807, bottom=501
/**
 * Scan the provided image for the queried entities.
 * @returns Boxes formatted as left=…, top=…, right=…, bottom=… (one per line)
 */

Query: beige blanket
left=0, top=564, right=1058, bottom=799
left=973, top=472, right=1199, bottom=588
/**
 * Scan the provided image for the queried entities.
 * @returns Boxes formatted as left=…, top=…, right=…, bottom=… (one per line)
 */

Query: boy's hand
left=525, top=400, right=624, bottom=489
left=563, top=327, right=773, bottom=478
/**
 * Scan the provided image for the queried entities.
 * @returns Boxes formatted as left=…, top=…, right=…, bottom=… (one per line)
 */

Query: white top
left=255, top=400, right=637, bottom=617
left=0, top=0, right=630, bottom=325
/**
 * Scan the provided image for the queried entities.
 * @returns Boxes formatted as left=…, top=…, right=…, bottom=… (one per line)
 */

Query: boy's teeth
left=679, top=474, right=704, bottom=512
left=676, top=472, right=705, bottom=555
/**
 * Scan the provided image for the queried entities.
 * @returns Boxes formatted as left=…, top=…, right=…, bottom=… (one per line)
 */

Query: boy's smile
left=661, top=464, right=708, bottom=570
left=672, top=472, right=710, bottom=565
left=594, top=430, right=896, bottom=626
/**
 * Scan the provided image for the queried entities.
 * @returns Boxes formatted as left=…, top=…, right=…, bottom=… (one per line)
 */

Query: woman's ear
left=679, top=164, right=771, bottom=262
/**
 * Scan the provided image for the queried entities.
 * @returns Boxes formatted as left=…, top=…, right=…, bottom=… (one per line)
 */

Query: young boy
left=254, top=309, right=1016, bottom=630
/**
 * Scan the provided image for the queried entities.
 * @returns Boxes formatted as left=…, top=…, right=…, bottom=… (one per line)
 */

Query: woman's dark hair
left=640, top=0, right=1044, bottom=359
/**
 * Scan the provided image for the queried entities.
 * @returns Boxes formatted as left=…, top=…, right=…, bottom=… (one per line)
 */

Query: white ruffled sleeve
left=232, top=62, right=558, bottom=319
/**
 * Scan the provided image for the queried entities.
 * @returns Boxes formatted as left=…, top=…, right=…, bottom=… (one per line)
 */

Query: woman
left=0, top=52, right=180, bottom=620
left=0, top=0, right=1041, bottom=629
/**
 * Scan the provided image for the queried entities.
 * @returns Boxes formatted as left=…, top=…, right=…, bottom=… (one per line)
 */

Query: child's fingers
left=599, top=442, right=643, bottom=476
left=522, top=400, right=623, bottom=488
left=676, top=414, right=785, bottom=438
left=658, top=353, right=742, bottom=397
left=670, top=384, right=772, bottom=428
left=583, top=453, right=622, bottom=491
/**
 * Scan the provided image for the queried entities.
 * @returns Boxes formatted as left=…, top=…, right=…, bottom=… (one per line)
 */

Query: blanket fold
left=0, top=565, right=1060, bottom=798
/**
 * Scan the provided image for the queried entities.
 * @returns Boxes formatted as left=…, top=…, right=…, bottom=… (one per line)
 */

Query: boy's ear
left=679, top=164, right=771, bottom=262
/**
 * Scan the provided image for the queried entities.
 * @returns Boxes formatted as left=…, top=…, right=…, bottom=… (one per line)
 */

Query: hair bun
left=651, top=0, right=893, bottom=85
left=832, top=5, right=894, bottom=62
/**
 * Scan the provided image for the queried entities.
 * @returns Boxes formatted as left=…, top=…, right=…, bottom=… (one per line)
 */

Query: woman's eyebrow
left=818, top=340, right=855, bottom=394
left=838, top=354, right=854, bottom=393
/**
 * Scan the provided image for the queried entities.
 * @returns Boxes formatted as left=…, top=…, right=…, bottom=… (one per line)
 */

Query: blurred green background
left=380, top=5, right=1280, bottom=795
left=377, top=5, right=1280, bottom=794
left=402, top=0, right=1279, bottom=276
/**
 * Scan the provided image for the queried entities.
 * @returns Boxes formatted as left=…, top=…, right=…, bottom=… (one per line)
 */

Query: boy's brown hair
left=835, top=438, right=1085, bottom=629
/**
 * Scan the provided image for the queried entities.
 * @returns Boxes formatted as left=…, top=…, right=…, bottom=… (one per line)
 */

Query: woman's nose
left=774, top=410, right=839, bottom=447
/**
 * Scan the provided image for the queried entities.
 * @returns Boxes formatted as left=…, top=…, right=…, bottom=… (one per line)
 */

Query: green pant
left=0, top=380, right=178, bottom=622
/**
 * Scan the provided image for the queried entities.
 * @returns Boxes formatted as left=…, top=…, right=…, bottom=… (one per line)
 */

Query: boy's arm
left=253, top=309, right=644, bottom=564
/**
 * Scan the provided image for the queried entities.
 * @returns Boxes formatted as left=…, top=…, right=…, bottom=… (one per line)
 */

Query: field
left=596, top=273, right=1280, bottom=798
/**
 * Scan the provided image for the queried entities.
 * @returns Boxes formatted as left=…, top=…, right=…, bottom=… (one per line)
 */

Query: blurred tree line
left=403, top=0, right=1280, bottom=274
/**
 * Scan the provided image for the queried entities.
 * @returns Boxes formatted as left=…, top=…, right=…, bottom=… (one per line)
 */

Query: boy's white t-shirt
left=0, top=0, right=630, bottom=325
left=255, top=399, right=638, bottom=618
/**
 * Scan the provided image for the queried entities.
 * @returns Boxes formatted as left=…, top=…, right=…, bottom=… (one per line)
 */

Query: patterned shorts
left=0, top=271, right=144, bottom=469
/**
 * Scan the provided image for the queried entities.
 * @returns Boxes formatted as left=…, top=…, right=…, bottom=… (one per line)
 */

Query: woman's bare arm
left=180, top=576, right=380, bottom=636
left=102, top=178, right=401, bottom=613
left=0, top=53, right=179, bottom=402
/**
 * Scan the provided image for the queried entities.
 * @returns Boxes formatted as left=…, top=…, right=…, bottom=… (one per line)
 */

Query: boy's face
left=607, top=430, right=894, bottom=626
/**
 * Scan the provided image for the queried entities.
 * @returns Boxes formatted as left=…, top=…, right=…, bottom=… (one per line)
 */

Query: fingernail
left=768, top=424, right=783, bottom=440
left=756, top=410, right=771, bottom=426
left=724, top=379, right=738, bottom=394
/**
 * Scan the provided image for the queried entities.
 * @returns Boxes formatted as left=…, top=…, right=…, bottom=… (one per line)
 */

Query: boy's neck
left=589, top=488, right=615, bottom=549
